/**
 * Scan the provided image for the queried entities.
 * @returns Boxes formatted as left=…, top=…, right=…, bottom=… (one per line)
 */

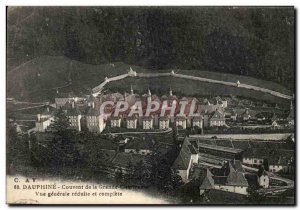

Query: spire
left=124, top=91, right=127, bottom=101
left=147, top=88, right=151, bottom=103
left=130, top=85, right=134, bottom=95
left=72, top=100, right=75, bottom=109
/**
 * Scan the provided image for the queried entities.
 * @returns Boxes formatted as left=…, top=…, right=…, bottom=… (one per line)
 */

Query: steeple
left=148, top=88, right=151, bottom=96
left=124, top=92, right=127, bottom=101
left=169, top=88, right=173, bottom=96
left=130, top=85, right=134, bottom=95
left=147, top=88, right=151, bottom=103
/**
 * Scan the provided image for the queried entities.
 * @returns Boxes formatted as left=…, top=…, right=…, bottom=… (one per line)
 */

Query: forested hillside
left=7, top=7, right=295, bottom=90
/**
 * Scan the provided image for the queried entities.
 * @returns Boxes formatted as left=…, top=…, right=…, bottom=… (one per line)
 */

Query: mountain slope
left=7, top=56, right=291, bottom=105
left=7, top=7, right=295, bottom=90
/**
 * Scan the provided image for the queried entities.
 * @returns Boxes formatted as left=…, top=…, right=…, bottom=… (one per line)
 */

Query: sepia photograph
left=6, top=6, right=295, bottom=205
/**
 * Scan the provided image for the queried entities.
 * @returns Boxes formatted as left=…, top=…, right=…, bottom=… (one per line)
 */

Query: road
left=242, top=164, right=294, bottom=194
left=108, top=128, right=172, bottom=136
left=190, top=133, right=292, bottom=141
left=7, top=99, right=49, bottom=111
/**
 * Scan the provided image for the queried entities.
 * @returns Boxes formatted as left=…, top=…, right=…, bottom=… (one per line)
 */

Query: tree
left=33, top=109, right=82, bottom=169
left=7, top=122, right=31, bottom=174
left=49, top=108, right=72, bottom=133
left=145, top=144, right=183, bottom=194
left=247, top=185, right=265, bottom=203
left=172, top=124, right=179, bottom=144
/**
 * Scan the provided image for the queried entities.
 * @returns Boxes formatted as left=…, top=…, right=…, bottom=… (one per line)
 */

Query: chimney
left=37, top=114, right=41, bottom=121
left=47, top=107, right=49, bottom=112
left=169, top=88, right=173, bottom=96
left=92, top=101, right=95, bottom=109
left=72, top=100, right=75, bottom=108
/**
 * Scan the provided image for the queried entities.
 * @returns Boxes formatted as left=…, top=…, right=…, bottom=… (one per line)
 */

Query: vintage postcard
left=6, top=6, right=295, bottom=205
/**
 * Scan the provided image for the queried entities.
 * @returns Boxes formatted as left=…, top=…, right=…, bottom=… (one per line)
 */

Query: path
left=92, top=69, right=292, bottom=100
left=108, top=128, right=172, bottom=136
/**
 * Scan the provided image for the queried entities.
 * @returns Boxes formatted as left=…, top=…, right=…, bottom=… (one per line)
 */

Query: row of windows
left=88, top=123, right=99, bottom=126
left=88, top=119, right=98, bottom=122
left=88, top=116, right=97, bottom=119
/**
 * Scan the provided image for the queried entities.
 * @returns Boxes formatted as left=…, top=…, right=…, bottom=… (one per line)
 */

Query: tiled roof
left=226, top=170, right=248, bottom=187
left=172, top=138, right=193, bottom=170
left=188, top=144, right=198, bottom=154
left=213, top=176, right=227, bottom=185
left=198, top=142, right=243, bottom=154
left=231, top=160, right=245, bottom=173
left=200, top=169, right=215, bottom=189
left=226, top=162, right=248, bottom=187
left=172, top=138, right=199, bottom=170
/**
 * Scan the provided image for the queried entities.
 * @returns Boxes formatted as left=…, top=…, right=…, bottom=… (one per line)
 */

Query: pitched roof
left=231, top=160, right=245, bottom=173
left=198, top=98, right=210, bottom=105
left=86, top=106, right=100, bottom=116
left=172, top=138, right=193, bottom=170
left=66, top=107, right=81, bottom=116
left=188, top=144, right=198, bottom=154
left=200, top=169, right=215, bottom=189
left=226, top=170, right=248, bottom=187
left=287, top=109, right=294, bottom=120
left=213, top=176, right=227, bottom=185
left=269, top=156, right=293, bottom=166
left=226, top=162, right=248, bottom=187
left=242, top=108, right=250, bottom=117
left=198, top=142, right=243, bottom=154
left=41, top=107, right=53, bottom=115
left=159, top=116, right=170, bottom=121
left=56, top=92, right=76, bottom=98
left=209, top=110, right=225, bottom=121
